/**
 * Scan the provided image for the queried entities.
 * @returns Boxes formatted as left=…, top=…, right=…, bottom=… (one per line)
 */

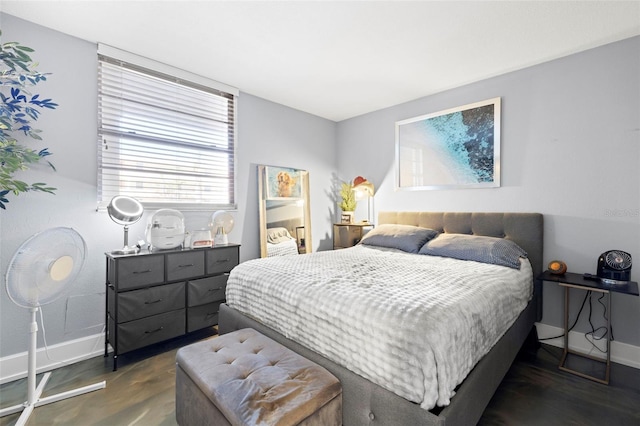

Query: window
left=97, top=45, right=238, bottom=210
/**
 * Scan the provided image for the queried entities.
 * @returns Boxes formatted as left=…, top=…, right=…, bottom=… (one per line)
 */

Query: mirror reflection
left=258, top=165, right=312, bottom=257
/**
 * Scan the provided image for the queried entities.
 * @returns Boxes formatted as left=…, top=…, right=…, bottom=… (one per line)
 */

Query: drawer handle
left=204, top=313, right=217, bottom=319
left=216, top=258, right=229, bottom=263
left=178, top=263, right=194, bottom=268
left=144, top=298, right=163, bottom=305
left=207, top=287, right=223, bottom=292
left=145, top=327, right=164, bottom=334
left=133, top=269, right=152, bottom=275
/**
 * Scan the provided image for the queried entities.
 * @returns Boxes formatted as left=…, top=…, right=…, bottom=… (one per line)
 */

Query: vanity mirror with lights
left=258, top=165, right=312, bottom=257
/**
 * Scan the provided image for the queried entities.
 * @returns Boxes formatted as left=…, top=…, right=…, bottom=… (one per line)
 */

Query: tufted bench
left=175, top=328, right=342, bottom=425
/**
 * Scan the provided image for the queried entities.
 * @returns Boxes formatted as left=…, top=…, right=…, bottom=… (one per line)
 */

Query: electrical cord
left=39, top=307, right=68, bottom=364
left=539, top=290, right=590, bottom=341
left=38, top=307, right=106, bottom=365
left=539, top=289, right=614, bottom=354
left=584, top=292, right=611, bottom=353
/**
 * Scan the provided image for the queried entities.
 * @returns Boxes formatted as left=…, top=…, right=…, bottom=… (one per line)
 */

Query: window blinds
left=97, top=49, right=237, bottom=210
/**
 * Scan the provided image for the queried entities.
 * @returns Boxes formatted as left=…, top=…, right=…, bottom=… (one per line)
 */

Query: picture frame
left=264, top=166, right=303, bottom=200
left=395, top=97, right=501, bottom=190
left=341, top=212, right=354, bottom=224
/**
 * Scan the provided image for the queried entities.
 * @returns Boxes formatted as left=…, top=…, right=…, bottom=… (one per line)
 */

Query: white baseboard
left=0, top=333, right=107, bottom=385
left=535, top=323, right=640, bottom=369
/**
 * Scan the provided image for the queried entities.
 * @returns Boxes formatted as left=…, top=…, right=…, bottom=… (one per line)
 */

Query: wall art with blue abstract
left=396, top=97, right=501, bottom=190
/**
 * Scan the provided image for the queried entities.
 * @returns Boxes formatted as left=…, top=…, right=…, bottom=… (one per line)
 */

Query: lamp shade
left=353, top=176, right=374, bottom=196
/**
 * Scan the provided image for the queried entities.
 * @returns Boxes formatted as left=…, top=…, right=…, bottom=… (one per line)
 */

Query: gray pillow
left=359, top=224, right=439, bottom=253
left=418, top=233, right=527, bottom=269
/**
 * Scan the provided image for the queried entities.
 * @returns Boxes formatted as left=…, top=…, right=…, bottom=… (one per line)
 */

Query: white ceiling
left=2, top=1, right=639, bottom=122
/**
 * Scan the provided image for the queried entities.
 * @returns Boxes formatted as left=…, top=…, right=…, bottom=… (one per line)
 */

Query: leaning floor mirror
left=258, top=165, right=312, bottom=257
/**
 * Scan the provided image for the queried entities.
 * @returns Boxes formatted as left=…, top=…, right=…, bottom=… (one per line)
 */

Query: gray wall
left=2, top=12, right=638, bottom=358
left=0, top=14, right=337, bottom=357
left=337, top=36, right=640, bottom=347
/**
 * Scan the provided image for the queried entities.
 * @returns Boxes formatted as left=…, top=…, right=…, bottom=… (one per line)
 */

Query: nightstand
left=538, top=270, right=638, bottom=384
left=333, top=223, right=374, bottom=249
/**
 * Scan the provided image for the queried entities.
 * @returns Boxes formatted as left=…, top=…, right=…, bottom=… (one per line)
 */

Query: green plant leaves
left=0, top=30, right=57, bottom=209
left=339, top=181, right=356, bottom=211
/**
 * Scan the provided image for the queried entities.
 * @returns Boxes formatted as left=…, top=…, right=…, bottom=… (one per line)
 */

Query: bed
left=220, top=212, right=543, bottom=425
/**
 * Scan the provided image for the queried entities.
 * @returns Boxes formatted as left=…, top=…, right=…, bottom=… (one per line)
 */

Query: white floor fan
left=0, top=227, right=106, bottom=426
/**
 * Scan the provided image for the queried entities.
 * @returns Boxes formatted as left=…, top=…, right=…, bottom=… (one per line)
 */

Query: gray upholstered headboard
left=378, top=212, right=544, bottom=279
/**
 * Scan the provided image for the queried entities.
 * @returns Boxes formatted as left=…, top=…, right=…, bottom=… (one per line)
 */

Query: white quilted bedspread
left=267, top=239, right=299, bottom=257
left=226, top=245, right=532, bottom=409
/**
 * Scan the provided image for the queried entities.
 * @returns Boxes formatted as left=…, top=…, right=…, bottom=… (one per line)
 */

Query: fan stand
left=0, top=307, right=106, bottom=426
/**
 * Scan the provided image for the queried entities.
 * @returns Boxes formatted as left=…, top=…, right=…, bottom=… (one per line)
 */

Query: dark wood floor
left=1, top=331, right=639, bottom=425
left=479, top=345, right=640, bottom=426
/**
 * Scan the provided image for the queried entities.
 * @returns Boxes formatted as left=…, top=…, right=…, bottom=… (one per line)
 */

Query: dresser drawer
left=206, top=247, right=239, bottom=274
left=167, top=251, right=205, bottom=281
left=112, top=309, right=186, bottom=354
left=187, top=275, right=227, bottom=307
left=112, top=255, right=165, bottom=290
left=187, top=302, right=222, bottom=333
left=110, top=282, right=185, bottom=323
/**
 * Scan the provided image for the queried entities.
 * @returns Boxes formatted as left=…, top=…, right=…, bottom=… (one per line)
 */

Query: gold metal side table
left=539, top=270, right=638, bottom=384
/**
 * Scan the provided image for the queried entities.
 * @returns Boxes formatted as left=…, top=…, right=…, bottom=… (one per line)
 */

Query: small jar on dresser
left=105, top=244, right=240, bottom=370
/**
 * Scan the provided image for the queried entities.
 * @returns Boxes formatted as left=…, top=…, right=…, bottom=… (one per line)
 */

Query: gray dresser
left=105, top=244, right=240, bottom=370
